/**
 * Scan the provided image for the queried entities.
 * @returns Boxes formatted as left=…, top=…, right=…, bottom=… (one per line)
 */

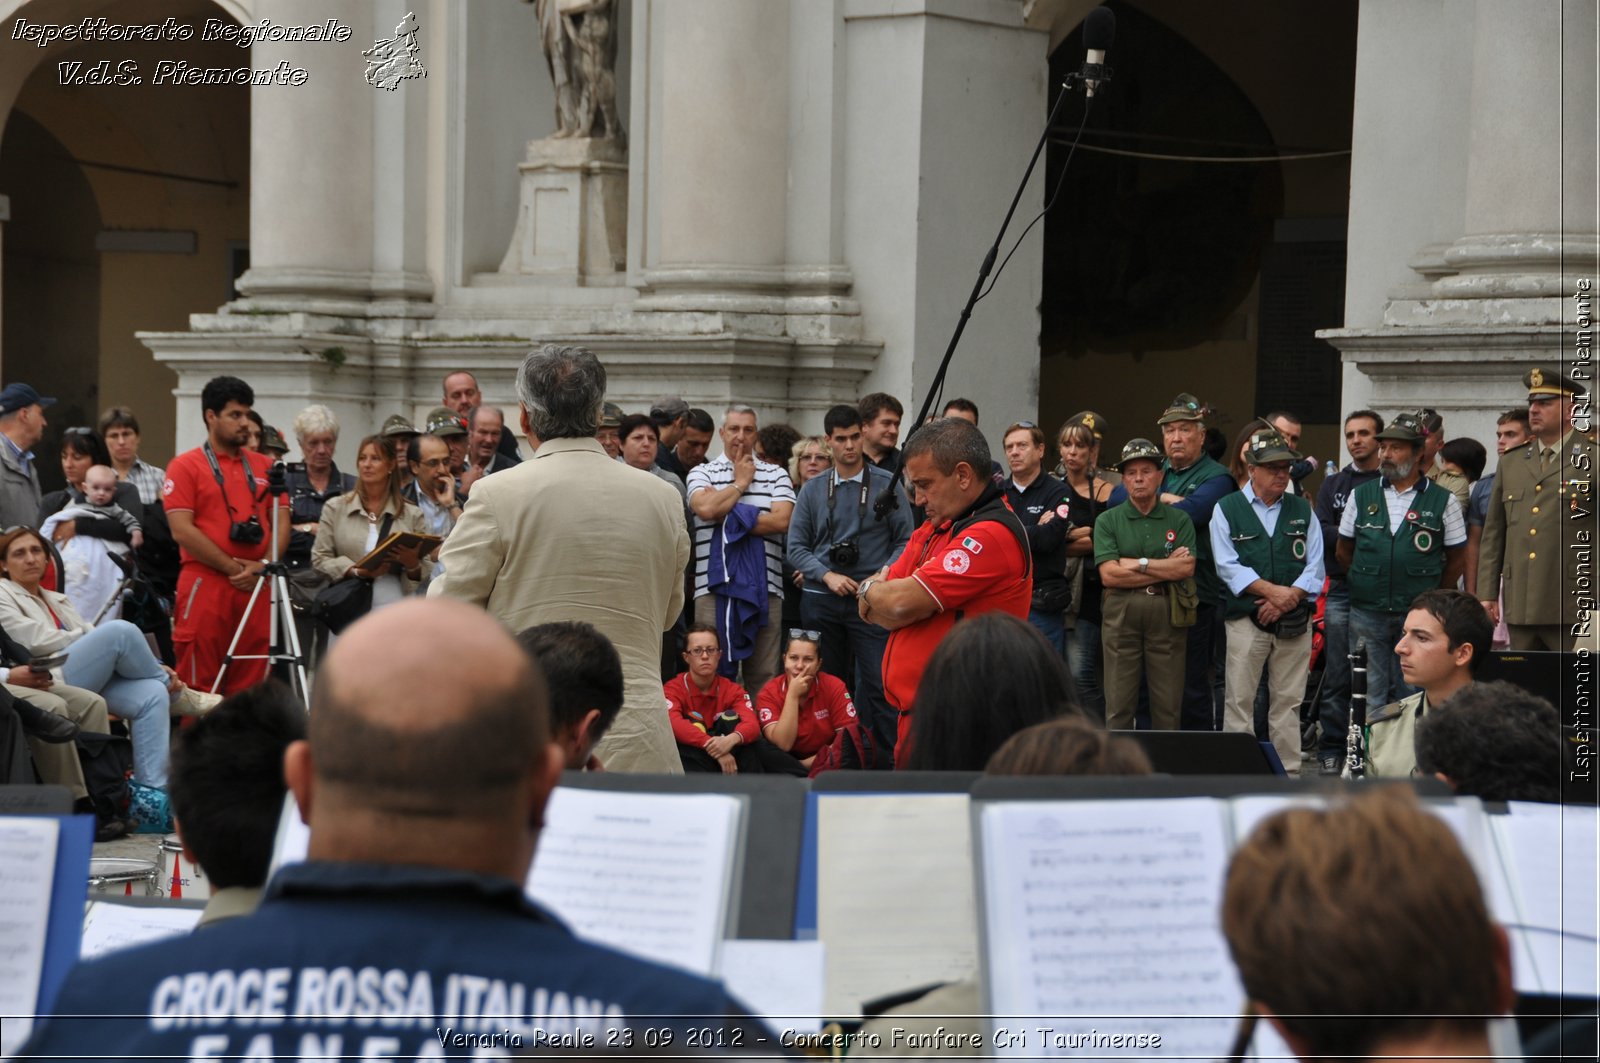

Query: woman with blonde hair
left=788, top=436, right=833, bottom=487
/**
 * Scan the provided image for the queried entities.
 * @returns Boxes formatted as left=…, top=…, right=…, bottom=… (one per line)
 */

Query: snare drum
left=88, top=857, right=161, bottom=897
left=159, top=833, right=211, bottom=900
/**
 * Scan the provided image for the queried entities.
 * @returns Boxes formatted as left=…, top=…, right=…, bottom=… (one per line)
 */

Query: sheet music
left=268, top=794, right=309, bottom=873
left=79, top=902, right=203, bottom=960
left=717, top=940, right=824, bottom=1036
left=816, top=794, right=978, bottom=1019
left=980, top=798, right=1242, bottom=1059
left=0, top=818, right=59, bottom=1059
left=1494, top=803, right=1600, bottom=996
left=527, top=788, right=742, bottom=977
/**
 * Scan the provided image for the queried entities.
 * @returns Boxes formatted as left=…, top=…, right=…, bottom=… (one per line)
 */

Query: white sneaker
left=171, top=685, right=224, bottom=716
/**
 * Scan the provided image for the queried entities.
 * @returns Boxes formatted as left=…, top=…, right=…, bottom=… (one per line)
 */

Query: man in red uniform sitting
left=163, top=377, right=289, bottom=694
left=664, top=625, right=804, bottom=775
left=755, top=630, right=858, bottom=770
left=856, top=418, right=1033, bottom=768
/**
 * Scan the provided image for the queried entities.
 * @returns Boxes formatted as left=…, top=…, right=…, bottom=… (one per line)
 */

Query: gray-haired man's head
left=515, top=344, right=607, bottom=441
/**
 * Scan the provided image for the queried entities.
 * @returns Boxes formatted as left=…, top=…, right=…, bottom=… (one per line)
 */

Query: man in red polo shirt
left=856, top=418, right=1032, bottom=767
left=163, top=377, right=289, bottom=694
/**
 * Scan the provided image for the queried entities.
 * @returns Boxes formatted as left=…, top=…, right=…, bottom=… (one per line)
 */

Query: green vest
left=1163, top=454, right=1234, bottom=606
left=1348, top=477, right=1448, bottom=613
left=1217, top=490, right=1312, bottom=620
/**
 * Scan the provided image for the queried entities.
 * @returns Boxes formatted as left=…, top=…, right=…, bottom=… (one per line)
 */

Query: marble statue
left=528, top=0, right=623, bottom=141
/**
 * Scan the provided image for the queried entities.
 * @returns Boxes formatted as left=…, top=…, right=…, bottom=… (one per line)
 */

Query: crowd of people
left=0, top=344, right=1587, bottom=1060
left=0, top=350, right=1581, bottom=845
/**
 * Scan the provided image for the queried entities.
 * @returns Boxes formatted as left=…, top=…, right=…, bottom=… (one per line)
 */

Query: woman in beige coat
left=312, top=436, right=432, bottom=620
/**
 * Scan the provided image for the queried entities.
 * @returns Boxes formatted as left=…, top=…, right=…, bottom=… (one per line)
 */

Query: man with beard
left=1337, top=412, right=1466, bottom=710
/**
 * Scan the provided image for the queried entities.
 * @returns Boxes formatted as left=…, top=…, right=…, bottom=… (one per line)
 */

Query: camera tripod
left=212, top=461, right=309, bottom=701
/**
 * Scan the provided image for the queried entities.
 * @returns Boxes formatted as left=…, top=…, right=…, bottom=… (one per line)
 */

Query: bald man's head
left=308, top=599, right=550, bottom=818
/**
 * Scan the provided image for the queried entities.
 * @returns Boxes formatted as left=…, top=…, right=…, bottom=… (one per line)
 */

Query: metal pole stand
left=212, top=462, right=309, bottom=702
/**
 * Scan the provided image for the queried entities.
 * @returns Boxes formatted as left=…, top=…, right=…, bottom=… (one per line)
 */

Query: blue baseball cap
left=0, top=383, right=57, bottom=415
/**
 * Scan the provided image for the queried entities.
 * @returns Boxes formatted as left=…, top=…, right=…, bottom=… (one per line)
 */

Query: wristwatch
left=1138, top=557, right=1149, bottom=574
left=856, top=577, right=877, bottom=600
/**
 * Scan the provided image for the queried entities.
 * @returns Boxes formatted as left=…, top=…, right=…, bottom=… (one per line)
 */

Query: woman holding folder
left=313, top=436, right=433, bottom=623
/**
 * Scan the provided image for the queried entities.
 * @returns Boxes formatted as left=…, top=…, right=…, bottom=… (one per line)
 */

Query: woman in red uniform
left=755, top=630, right=858, bottom=771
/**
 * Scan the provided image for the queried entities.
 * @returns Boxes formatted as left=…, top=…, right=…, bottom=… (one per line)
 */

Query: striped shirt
left=687, top=456, right=795, bottom=597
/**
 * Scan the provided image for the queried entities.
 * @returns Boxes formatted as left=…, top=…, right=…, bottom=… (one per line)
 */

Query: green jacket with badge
left=1216, top=491, right=1312, bottom=621
left=1477, top=429, right=1597, bottom=627
left=1163, top=454, right=1234, bottom=606
left=1347, top=477, right=1451, bottom=614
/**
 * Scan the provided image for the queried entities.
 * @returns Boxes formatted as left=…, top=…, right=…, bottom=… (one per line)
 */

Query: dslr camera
left=831, top=537, right=860, bottom=568
left=229, top=515, right=265, bottom=545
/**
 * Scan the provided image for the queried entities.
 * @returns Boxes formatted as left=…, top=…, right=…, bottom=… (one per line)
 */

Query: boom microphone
left=1079, top=6, right=1115, bottom=97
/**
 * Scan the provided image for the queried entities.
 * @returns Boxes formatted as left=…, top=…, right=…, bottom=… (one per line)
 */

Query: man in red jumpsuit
left=163, top=376, right=290, bottom=694
left=856, top=418, right=1032, bottom=767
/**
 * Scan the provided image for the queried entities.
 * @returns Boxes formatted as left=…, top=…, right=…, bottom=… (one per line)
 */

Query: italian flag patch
left=961, top=536, right=984, bottom=553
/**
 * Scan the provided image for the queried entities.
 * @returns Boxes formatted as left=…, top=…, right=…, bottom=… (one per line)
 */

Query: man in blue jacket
left=21, top=599, right=761, bottom=1060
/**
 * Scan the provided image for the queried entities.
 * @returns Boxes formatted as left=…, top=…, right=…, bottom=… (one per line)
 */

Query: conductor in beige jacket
left=430, top=345, right=691, bottom=773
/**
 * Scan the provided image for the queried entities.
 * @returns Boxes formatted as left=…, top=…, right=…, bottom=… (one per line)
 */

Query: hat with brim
left=1156, top=393, right=1206, bottom=425
left=0, top=383, right=57, bottom=416
left=260, top=425, right=290, bottom=455
left=1244, top=428, right=1301, bottom=466
left=599, top=402, right=624, bottom=429
left=425, top=406, right=467, bottom=437
left=381, top=413, right=420, bottom=438
left=1374, top=412, right=1425, bottom=444
left=1116, top=437, right=1164, bottom=471
left=1525, top=366, right=1586, bottom=400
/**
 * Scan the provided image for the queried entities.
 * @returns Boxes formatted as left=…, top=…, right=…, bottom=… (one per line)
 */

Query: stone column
left=234, top=0, right=432, bottom=316
left=841, top=0, right=1048, bottom=437
left=597, top=0, right=876, bottom=425
left=147, top=1, right=441, bottom=456
left=1323, top=0, right=1598, bottom=467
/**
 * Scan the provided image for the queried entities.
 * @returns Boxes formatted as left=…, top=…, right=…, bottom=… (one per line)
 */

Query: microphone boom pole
left=874, top=16, right=1111, bottom=520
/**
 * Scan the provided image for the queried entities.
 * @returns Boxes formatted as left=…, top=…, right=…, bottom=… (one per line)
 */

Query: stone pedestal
left=495, top=137, right=627, bottom=286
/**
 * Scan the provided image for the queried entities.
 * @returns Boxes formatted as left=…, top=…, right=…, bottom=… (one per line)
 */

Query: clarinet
left=1341, top=645, right=1368, bottom=780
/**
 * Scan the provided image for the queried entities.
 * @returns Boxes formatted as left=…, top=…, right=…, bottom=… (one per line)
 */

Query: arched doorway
left=0, top=109, right=101, bottom=485
left=1036, top=0, right=1356, bottom=460
left=0, top=0, right=252, bottom=476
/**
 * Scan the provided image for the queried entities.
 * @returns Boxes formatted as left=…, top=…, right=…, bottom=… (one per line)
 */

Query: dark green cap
left=380, top=413, right=420, bottom=438
left=1375, top=411, right=1426, bottom=444
left=1064, top=410, right=1109, bottom=442
left=1156, top=393, right=1206, bottom=425
left=1244, top=428, right=1301, bottom=466
left=1525, top=365, right=1586, bottom=399
left=259, top=424, right=289, bottom=456
left=425, top=406, right=467, bottom=437
left=1117, top=437, right=1164, bottom=470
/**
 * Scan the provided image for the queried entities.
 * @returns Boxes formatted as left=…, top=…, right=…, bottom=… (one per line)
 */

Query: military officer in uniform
left=1477, top=366, right=1595, bottom=651
left=1337, top=412, right=1467, bottom=711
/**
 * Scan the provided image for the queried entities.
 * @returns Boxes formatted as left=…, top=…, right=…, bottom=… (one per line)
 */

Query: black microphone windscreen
left=1083, top=6, right=1116, bottom=51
